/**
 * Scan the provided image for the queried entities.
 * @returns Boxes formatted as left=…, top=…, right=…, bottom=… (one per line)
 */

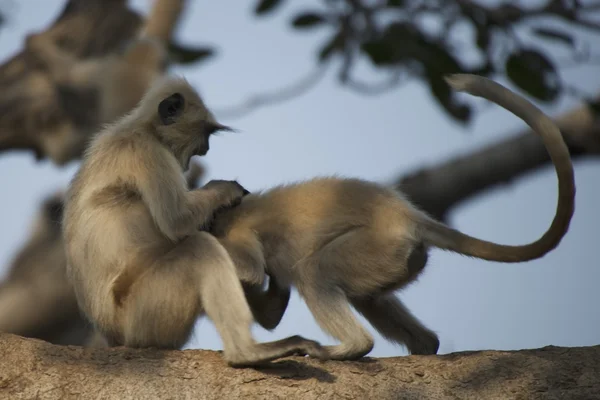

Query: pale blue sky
left=0, top=1, right=598, bottom=357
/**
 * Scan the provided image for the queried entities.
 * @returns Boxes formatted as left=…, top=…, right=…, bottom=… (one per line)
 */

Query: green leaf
left=387, top=0, right=405, bottom=7
left=361, top=40, right=396, bottom=65
left=531, top=27, right=574, bottom=47
left=587, top=98, right=600, bottom=117
left=292, top=12, right=326, bottom=29
left=424, top=42, right=463, bottom=74
left=505, top=49, right=560, bottom=102
left=168, top=42, right=215, bottom=65
left=360, top=22, right=415, bottom=66
left=255, top=0, right=284, bottom=15
left=475, top=28, right=490, bottom=51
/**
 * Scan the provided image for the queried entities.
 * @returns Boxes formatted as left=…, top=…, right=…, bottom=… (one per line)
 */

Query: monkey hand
left=203, top=179, right=250, bottom=208
left=24, top=33, right=43, bottom=50
left=184, top=159, right=205, bottom=189
left=24, top=34, right=49, bottom=64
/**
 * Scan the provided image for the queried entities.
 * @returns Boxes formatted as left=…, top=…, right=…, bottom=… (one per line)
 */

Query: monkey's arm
left=215, top=234, right=288, bottom=330
left=65, top=61, right=105, bottom=89
left=186, top=182, right=249, bottom=230
left=138, top=151, right=244, bottom=242
left=25, top=33, right=103, bottom=88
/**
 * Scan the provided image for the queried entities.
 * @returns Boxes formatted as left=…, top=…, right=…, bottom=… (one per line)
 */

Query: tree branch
left=214, top=65, right=328, bottom=121
left=0, top=333, right=598, bottom=399
left=397, top=100, right=600, bottom=221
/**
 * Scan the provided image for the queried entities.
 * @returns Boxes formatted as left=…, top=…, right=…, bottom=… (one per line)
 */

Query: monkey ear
left=158, top=93, right=185, bottom=125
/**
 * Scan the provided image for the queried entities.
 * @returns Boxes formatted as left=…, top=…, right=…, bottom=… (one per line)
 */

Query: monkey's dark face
left=154, top=91, right=231, bottom=167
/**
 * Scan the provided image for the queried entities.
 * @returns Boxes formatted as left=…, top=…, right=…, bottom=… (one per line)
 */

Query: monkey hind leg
left=120, top=261, right=200, bottom=349
left=194, top=233, right=327, bottom=367
left=217, top=235, right=289, bottom=331
left=352, top=294, right=439, bottom=355
left=296, top=272, right=374, bottom=361
left=318, top=227, right=428, bottom=299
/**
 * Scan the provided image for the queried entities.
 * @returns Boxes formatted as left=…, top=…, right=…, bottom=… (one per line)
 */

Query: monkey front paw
left=228, top=180, right=250, bottom=200
left=289, top=336, right=330, bottom=361
left=224, top=335, right=329, bottom=368
left=408, top=334, right=440, bottom=355
left=204, top=179, right=250, bottom=207
left=24, top=33, right=43, bottom=49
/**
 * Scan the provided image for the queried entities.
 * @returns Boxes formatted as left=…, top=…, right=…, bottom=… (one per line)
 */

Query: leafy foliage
left=254, top=0, right=284, bottom=16
left=531, top=27, right=575, bottom=47
left=167, top=41, right=215, bottom=65
left=251, top=0, right=600, bottom=123
left=318, top=31, right=344, bottom=62
left=291, top=12, right=327, bottom=29
left=505, top=49, right=560, bottom=102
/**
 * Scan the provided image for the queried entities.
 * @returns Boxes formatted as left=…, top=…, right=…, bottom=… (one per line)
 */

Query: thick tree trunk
left=0, top=333, right=598, bottom=399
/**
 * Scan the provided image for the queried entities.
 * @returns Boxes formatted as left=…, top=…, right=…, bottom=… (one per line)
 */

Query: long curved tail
left=419, top=74, right=575, bottom=262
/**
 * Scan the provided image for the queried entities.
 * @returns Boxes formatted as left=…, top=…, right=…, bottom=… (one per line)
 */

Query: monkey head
left=136, top=76, right=231, bottom=169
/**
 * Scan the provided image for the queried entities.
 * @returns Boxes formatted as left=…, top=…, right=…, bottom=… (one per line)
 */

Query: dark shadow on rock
left=251, top=359, right=336, bottom=383
left=31, top=339, right=174, bottom=378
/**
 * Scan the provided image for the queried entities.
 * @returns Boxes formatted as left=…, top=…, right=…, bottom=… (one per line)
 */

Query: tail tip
left=444, top=74, right=473, bottom=92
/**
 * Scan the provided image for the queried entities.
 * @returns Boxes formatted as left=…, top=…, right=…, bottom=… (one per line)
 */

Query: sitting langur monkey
left=25, top=32, right=168, bottom=131
left=16, top=32, right=168, bottom=165
left=207, top=74, right=576, bottom=361
left=0, top=192, right=87, bottom=344
left=84, top=162, right=209, bottom=349
left=62, top=76, right=327, bottom=366
left=0, top=159, right=207, bottom=349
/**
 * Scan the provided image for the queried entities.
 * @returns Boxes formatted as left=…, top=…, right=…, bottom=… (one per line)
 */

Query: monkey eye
left=158, top=92, right=185, bottom=125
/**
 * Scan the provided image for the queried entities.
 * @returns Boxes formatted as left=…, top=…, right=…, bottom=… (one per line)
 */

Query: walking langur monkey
left=62, top=76, right=327, bottom=366
left=207, top=74, right=576, bottom=361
